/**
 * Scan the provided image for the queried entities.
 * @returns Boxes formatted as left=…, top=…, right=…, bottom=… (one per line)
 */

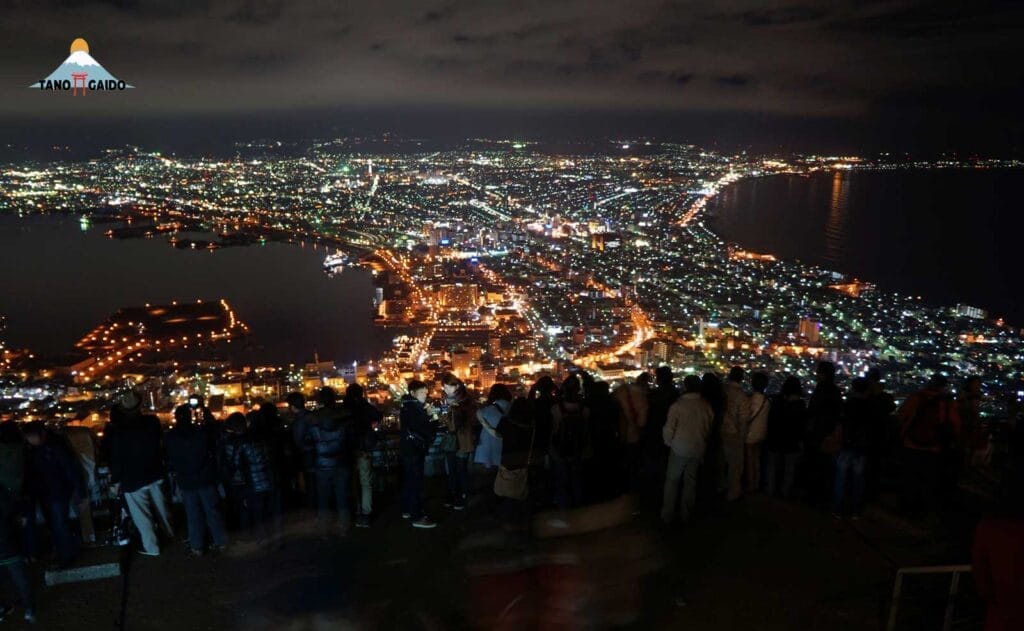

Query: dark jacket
left=497, top=407, right=537, bottom=470
left=228, top=433, right=276, bottom=493
left=0, top=441, right=25, bottom=497
left=306, top=406, right=352, bottom=470
left=219, top=433, right=247, bottom=489
left=291, top=409, right=318, bottom=471
left=109, top=413, right=165, bottom=493
left=0, top=486, right=21, bottom=562
left=26, top=432, right=84, bottom=502
left=839, top=395, right=873, bottom=452
left=344, top=398, right=383, bottom=452
left=766, top=395, right=806, bottom=454
left=400, top=395, right=435, bottom=452
left=808, top=381, right=843, bottom=444
left=165, top=423, right=219, bottom=490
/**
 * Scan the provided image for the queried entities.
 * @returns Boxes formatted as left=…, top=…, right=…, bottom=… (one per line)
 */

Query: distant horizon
left=3, top=109, right=1023, bottom=163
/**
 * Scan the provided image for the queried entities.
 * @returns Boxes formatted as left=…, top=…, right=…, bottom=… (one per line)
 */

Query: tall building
left=798, top=318, right=821, bottom=345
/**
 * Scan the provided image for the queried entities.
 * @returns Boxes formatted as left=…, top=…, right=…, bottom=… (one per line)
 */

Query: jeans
left=832, top=450, right=866, bottom=515
left=400, top=441, right=426, bottom=519
left=551, top=457, right=584, bottom=510
left=766, top=451, right=799, bottom=499
left=315, top=467, right=351, bottom=528
left=124, top=480, right=174, bottom=555
left=662, top=453, right=700, bottom=523
left=40, top=498, right=78, bottom=565
left=445, top=452, right=470, bottom=505
left=0, top=558, right=33, bottom=611
left=247, top=487, right=283, bottom=541
left=722, top=435, right=745, bottom=500
left=355, top=452, right=374, bottom=516
left=181, top=485, right=227, bottom=551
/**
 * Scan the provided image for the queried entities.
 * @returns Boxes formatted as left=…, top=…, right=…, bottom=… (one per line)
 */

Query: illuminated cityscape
left=1, top=140, right=1021, bottom=424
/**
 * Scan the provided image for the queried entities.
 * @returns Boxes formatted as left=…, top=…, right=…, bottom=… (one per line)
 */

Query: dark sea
left=708, top=169, right=1024, bottom=325
left=0, top=214, right=393, bottom=365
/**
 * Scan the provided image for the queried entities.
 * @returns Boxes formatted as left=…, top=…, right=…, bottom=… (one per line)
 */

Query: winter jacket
left=25, top=433, right=84, bottom=502
left=166, top=423, right=219, bottom=490
left=839, top=395, right=873, bottom=452
left=766, top=395, right=806, bottom=455
left=746, top=392, right=770, bottom=445
left=497, top=412, right=537, bottom=471
left=345, top=398, right=384, bottom=452
left=442, top=389, right=477, bottom=454
left=808, top=381, right=843, bottom=444
left=306, top=406, right=352, bottom=470
left=722, top=381, right=751, bottom=438
left=898, top=390, right=962, bottom=453
left=663, top=393, right=714, bottom=459
left=109, top=413, right=165, bottom=493
left=400, top=395, right=436, bottom=452
left=231, top=434, right=276, bottom=493
left=219, top=433, right=247, bottom=489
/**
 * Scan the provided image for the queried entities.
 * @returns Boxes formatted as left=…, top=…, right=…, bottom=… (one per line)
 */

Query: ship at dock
left=323, top=252, right=350, bottom=275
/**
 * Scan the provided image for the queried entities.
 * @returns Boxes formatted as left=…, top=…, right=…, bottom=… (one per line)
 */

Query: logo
left=29, top=38, right=132, bottom=95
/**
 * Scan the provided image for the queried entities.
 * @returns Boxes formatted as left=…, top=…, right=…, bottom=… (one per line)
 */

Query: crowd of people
left=0, top=363, right=1021, bottom=627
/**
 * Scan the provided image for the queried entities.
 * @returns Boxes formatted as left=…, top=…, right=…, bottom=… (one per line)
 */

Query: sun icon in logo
left=70, top=38, right=89, bottom=54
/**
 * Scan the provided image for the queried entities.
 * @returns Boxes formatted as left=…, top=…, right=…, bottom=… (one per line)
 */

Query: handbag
left=494, top=421, right=536, bottom=500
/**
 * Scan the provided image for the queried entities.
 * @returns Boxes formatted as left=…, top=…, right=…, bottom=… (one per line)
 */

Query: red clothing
left=972, top=517, right=1024, bottom=631
left=897, top=390, right=961, bottom=453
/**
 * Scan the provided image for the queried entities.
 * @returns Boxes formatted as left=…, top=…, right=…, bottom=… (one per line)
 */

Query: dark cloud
left=0, top=0, right=1021, bottom=152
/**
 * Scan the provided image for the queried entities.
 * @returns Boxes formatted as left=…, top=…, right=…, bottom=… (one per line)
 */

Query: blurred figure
left=722, top=366, right=750, bottom=501
left=440, top=374, right=476, bottom=511
left=698, top=372, right=725, bottom=508
left=959, top=376, right=990, bottom=470
left=638, top=367, right=677, bottom=513
left=897, top=374, right=961, bottom=517
left=745, top=373, right=770, bottom=493
left=109, top=390, right=174, bottom=557
left=307, top=387, right=352, bottom=537
left=584, top=379, right=623, bottom=503
left=550, top=375, right=590, bottom=510
left=0, top=421, right=25, bottom=504
left=765, top=377, right=806, bottom=499
left=662, top=375, right=713, bottom=524
left=805, top=361, right=843, bottom=506
left=166, top=404, right=226, bottom=556
left=219, top=413, right=250, bottom=532
left=22, top=422, right=82, bottom=567
left=399, top=380, right=438, bottom=529
left=494, top=397, right=541, bottom=526
left=528, top=376, right=559, bottom=506
left=63, top=419, right=99, bottom=546
left=478, top=384, right=514, bottom=511
left=864, top=368, right=896, bottom=500
left=344, top=383, right=383, bottom=528
left=615, top=373, right=651, bottom=496
left=0, top=484, right=34, bottom=624
left=972, top=470, right=1024, bottom=631
left=286, top=392, right=317, bottom=510
left=832, top=378, right=872, bottom=518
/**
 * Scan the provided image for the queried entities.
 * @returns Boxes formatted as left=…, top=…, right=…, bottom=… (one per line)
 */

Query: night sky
left=2, top=0, right=1023, bottom=154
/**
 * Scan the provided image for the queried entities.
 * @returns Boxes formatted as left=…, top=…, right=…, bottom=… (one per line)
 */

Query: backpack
left=552, top=403, right=589, bottom=462
left=905, top=394, right=951, bottom=449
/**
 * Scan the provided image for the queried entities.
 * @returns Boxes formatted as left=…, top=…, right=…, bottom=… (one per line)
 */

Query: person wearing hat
left=109, top=390, right=175, bottom=556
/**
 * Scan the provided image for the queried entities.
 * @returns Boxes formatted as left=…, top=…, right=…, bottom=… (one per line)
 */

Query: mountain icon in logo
left=30, top=38, right=132, bottom=93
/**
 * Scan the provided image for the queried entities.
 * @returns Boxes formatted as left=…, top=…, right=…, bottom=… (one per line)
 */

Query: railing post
left=886, top=570, right=904, bottom=631
left=942, top=570, right=961, bottom=631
